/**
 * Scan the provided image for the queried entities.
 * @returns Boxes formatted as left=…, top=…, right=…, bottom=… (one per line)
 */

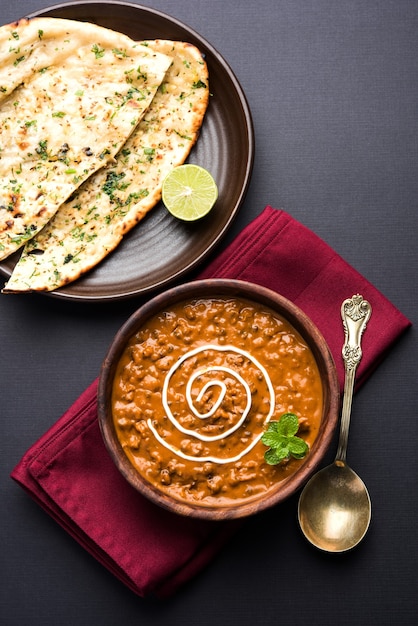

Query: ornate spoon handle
left=335, top=294, right=372, bottom=463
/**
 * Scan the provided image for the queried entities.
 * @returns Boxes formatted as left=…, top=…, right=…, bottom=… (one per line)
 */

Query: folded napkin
left=11, top=206, right=411, bottom=598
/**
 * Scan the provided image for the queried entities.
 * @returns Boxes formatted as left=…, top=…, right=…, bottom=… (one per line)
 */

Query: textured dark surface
left=1, top=1, right=417, bottom=625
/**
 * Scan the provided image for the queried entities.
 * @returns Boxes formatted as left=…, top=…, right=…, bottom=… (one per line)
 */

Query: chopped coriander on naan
left=0, top=18, right=172, bottom=261
left=4, top=40, right=209, bottom=293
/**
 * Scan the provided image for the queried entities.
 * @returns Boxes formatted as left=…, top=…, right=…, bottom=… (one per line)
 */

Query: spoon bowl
left=298, top=294, right=372, bottom=552
left=298, top=461, right=371, bottom=552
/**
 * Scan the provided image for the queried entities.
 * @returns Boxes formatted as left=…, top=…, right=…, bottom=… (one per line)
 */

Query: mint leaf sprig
left=261, top=412, right=309, bottom=465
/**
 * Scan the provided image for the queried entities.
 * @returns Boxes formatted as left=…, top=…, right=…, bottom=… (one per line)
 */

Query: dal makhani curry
left=111, top=296, right=323, bottom=507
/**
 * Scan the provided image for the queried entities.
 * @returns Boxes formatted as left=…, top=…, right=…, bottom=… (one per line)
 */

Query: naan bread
left=4, top=40, right=209, bottom=293
left=0, top=18, right=172, bottom=260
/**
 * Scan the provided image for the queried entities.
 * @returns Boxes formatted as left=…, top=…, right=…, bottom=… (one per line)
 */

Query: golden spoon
left=298, top=294, right=372, bottom=552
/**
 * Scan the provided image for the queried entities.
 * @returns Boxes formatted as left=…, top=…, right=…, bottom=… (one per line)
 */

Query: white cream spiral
left=147, top=344, right=275, bottom=464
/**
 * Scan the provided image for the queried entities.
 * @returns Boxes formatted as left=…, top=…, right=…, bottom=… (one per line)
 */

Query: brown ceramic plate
left=0, top=2, right=254, bottom=302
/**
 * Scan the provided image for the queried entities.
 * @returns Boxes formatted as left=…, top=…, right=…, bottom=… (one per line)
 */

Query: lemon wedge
left=162, top=164, right=218, bottom=221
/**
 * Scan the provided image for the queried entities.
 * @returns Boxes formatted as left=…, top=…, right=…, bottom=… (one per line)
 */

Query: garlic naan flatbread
left=4, top=40, right=209, bottom=293
left=0, top=18, right=172, bottom=261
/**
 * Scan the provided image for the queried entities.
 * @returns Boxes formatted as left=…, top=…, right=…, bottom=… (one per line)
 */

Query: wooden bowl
left=98, top=279, right=339, bottom=519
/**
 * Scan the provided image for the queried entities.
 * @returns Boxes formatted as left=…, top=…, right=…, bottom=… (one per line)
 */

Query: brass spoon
left=298, top=294, right=372, bottom=552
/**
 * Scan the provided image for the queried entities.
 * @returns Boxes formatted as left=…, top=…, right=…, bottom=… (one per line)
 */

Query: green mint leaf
left=276, top=412, right=299, bottom=437
left=288, top=436, right=309, bottom=459
left=261, top=423, right=281, bottom=447
left=262, top=412, right=309, bottom=465
left=264, top=448, right=283, bottom=465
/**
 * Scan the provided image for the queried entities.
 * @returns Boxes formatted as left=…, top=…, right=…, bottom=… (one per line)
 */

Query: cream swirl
left=147, top=344, right=275, bottom=464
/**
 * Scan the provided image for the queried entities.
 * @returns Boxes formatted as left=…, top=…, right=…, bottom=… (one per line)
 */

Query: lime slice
left=162, top=164, right=218, bottom=221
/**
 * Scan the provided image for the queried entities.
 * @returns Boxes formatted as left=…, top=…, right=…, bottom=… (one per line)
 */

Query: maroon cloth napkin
left=11, top=206, right=411, bottom=598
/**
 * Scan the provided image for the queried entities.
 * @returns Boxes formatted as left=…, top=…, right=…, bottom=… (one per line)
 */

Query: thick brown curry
left=111, top=297, right=323, bottom=506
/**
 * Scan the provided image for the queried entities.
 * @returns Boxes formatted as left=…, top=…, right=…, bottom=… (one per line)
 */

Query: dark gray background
left=1, top=1, right=417, bottom=624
